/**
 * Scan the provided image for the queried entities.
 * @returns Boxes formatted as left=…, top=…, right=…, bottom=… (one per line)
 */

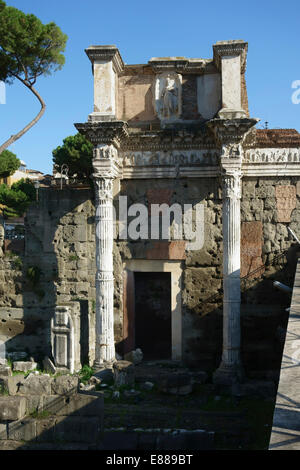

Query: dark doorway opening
left=134, top=271, right=172, bottom=360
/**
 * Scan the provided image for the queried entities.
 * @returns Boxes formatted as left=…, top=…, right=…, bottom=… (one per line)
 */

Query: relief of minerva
left=161, top=76, right=178, bottom=119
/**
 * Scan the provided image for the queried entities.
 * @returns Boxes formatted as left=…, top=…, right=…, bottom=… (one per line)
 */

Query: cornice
left=85, top=45, right=124, bottom=74
left=213, top=40, right=248, bottom=73
left=74, top=121, right=129, bottom=148
left=148, top=57, right=216, bottom=75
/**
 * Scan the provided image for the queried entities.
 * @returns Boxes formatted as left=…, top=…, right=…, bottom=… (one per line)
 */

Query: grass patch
left=0, top=384, right=9, bottom=395
left=78, top=364, right=95, bottom=384
left=29, top=409, right=52, bottom=419
left=68, top=254, right=79, bottom=261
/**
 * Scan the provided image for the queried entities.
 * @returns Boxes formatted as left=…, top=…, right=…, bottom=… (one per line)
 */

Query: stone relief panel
left=154, top=72, right=182, bottom=122
left=244, top=148, right=300, bottom=163
left=122, top=150, right=219, bottom=167
left=275, top=185, right=296, bottom=222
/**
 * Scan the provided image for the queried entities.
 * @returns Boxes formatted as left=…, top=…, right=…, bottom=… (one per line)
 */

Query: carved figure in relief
left=161, top=75, right=178, bottom=119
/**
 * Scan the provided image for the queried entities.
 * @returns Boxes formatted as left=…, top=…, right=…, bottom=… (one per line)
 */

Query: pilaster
left=85, top=46, right=124, bottom=122
left=213, top=40, right=248, bottom=120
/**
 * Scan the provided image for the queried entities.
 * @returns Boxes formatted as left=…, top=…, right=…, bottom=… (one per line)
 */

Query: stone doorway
left=123, top=260, right=183, bottom=361
left=134, top=272, right=171, bottom=360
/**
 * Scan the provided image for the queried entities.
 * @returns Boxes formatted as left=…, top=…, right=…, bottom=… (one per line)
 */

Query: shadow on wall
left=1, top=187, right=94, bottom=368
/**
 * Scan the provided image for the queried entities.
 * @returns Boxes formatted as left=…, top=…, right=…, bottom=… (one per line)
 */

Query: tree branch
left=0, top=75, right=46, bottom=155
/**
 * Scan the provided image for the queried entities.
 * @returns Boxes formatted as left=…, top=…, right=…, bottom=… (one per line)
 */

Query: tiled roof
left=255, top=129, right=300, bottom=147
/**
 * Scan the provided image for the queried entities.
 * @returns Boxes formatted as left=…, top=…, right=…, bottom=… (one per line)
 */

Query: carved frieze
left=122, top=128, right=216, bottom=152
left=122, top=149, right=219, bottom=167
left=244, top=148, right=300, bottom=163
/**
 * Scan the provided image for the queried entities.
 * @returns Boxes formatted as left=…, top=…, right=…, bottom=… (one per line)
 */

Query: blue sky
left=1, top=0, right=300, bottom=174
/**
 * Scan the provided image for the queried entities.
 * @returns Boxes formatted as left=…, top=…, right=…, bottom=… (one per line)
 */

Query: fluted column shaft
left=94, top=176, right=115, bottom=367
left=213, top=166, right=244, bottom=384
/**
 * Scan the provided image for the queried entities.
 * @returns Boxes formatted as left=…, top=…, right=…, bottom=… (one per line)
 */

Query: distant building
left=0, top=160, right=44, bottom=186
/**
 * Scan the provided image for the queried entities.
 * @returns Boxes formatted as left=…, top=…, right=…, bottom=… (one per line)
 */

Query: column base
left=213, top=361, right=244, bottom=386
left=93, top=358, right=116, bottom=371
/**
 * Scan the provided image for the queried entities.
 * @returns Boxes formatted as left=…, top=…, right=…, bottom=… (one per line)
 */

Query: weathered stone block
left=51, top=375, right=79, bottom=395
left=8, top=374, right=53, bottom=396
left=8, top=419, right=36, bottom=441
left=36, top=417, right=56, bottom=442
left=54, top=416, right=101, bottom=443
left=0, top=422, right=7, bottom=440
left=0, top=396, right=27, bottom=421
left=54, top=394, right=104, bottom=420
left=0, top=366, right=12, bottom=377
left=26, top=395, right=43, bottom=414
left=13, top=361, right=37, bottom=373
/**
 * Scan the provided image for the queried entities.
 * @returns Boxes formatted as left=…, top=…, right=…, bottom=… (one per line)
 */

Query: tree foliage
left=52, top=133, right=94, bottom=180
left=0, top=150, right=20, bottom=178
left=0, top=3, right=67, bottom=153
left=0, top=178, right=35, bottom=218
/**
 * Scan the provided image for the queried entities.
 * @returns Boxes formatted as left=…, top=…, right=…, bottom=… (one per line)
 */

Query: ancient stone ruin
left=1, top=39, right=300, bottom=450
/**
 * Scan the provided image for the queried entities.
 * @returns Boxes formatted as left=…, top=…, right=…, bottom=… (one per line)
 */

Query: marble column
left=74, top=121, right=128, bottom=369
left=94, top=173, right=115, bottom=367
left=214, top=161, right=244, bottom=384
left=207, top=118, right=258, bottom=385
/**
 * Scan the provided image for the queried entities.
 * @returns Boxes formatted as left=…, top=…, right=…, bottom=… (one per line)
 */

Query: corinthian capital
left=94, top=176, right=114, bottom=202
left=222, top=168, right=242, bottom=200
left=207, top=118, right=259, bottom=147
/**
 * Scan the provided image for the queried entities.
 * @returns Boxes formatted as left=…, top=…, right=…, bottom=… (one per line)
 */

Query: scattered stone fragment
left=159, top=373, right=193, bottom=395
left=141, top=381, right=154, bottom=391
left=79, top=383, right=95, bottom=392
left=12, top=361, right=37, bottom=373
left=0, top=366, right=12, bottom=377
left=89, top=375, right=101, bottom=386
left=124, top=348, right=143, bottom=364
left=43, top=357, right=56, bottom=374
left=124, top=389, right=141, bottom=398
left=113, top=360, right=135, bottom=387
